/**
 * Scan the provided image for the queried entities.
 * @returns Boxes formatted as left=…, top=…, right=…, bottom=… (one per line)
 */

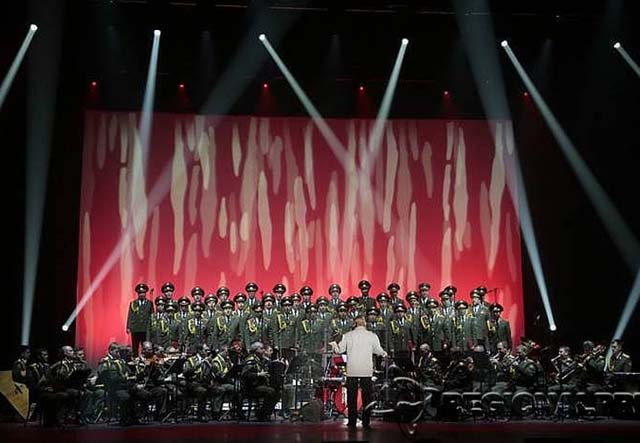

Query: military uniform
left=417, top=282, right=433, bottom=310
left=269, top=302, right=299, bottom=361
left=419, top=300, right=449, bottom=352
left=182, top=352, right=211, bottom=419
left=149, top=299, right=174, bottom=349
left=203, top=293, right=219, bottom=321
left=366, top=309, right=387, bottom=348
left=390, top=306, right=414, bottom=372
left=182, top=313, right=208, bottom=353
left=417, top=352, right=442, bottom=387
left=512, top=355, right=540, bottom=392
left=490, top=352, right=516, bottom=393
left=210, top=301, right=241, bottom=351
left=246, top=282, right=261, bottom=309
left=160, top=282, right=175, bottom=303
left=487, top=315, right=512, bottom=354
left=243, top=306, right=271, bottom=349
left=608, top=351, right=632, bottom=373
left=97, top=352, right=133, bottom=424
left=127, top=283, right=154, bottom=357
left=261, top=294, right=278, bottom=322
left=330, top=305, right=353, bottom=342
left=12, top=354, right=29, bottom=384
left=452, top=301, right=475, bottom=351
left=376, top=293, right=394, bottom=325
left=241, top=352, right=279, bottom=421
left=210, top=352, right=236, bottom=416
left=470, top=291, right=490, bottom=347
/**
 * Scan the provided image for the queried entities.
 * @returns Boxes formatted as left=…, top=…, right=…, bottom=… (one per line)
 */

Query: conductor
left=330, top=315, right=388, bottom=429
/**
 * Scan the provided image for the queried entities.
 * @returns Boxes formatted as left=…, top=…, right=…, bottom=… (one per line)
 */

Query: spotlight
left=91, top=81, right=97, bottom=87
left=613, top=42, right=621, bottom=49
left=30, top=24, right=38, bottom=32
left=501, top=40, right=508, bottom=48
left=401, top=38, right=409, bottom=45
left=62, top=324, right=69, bottom=332
left=178, top=83, right=185, bottom=89
left=263, top=82, right=268, bottom=89
left=258, top=34, right=266, bottom=41
left=523, top=91, right=529, bottom=97
left=358, top=85, right=364, bottom=92
left=443, top=90, right=449, bottom=96
left=550, top=324, right=557, bottom=332
left=154, top=29, right=161, bottom=37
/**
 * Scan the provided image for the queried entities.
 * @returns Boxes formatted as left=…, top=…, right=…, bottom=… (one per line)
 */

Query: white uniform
left=336, top=326, right=387, bottom=377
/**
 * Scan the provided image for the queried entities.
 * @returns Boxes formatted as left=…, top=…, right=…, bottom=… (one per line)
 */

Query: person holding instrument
left=330, top=315, right=387, bottom=430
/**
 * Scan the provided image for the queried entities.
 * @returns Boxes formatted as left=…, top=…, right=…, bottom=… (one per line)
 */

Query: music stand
left=161, top=358, right=185, bottom=423
left=66, top=369, right=92, bottom=390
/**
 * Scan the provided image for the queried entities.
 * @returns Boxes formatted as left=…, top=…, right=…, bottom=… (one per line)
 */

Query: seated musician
left=608, top=339, right=632, bottom=373
left=577, top=340, right=605, bottom=394
left=442, top=347, right=473, bottom=393
left=548, top=346, right=580, bottom=393
left=97, top=343, right=135, bottom=426
left=489, top=341, right=515, bottom=393
left=417, top=343, right=442, bottom=388
left=12, top=345, right=30, bottom=384
left=606, top=339, right=633, bottom=391
left=130, top=341, right=168, bottom=421
left=210, top=346, right=237, bottom=419
left=241, top=342, right=279, bottom=421
left=50, top=345, right=83, bottom=423
left=182, top=344, right=211, bottom=421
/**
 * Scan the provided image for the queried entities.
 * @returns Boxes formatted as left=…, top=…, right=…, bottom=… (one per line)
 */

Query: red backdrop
left=76, top=112, right=523, bottom=363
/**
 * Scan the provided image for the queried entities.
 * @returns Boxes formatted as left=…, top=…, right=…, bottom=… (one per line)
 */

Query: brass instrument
left=577, top=344, right=605, bottom=364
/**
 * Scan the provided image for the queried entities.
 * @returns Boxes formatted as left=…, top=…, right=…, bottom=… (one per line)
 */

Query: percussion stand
left=320, top=352, right=346, bottom=420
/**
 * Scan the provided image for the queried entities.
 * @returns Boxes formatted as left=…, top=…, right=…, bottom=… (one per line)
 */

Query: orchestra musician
left=241, top=342, right=279, bottom=421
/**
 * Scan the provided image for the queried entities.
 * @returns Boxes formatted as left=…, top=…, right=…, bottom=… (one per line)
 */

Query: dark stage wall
left=75, top=112, right=523, bottom=363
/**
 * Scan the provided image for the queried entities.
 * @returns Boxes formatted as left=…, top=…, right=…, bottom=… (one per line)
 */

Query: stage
left=3, top=420, right=640, bottom=443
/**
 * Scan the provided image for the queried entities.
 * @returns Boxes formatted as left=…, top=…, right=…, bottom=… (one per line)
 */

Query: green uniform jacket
left=487, top=318, right=512, bottom=353
left=126, top=299, right=154, bottom=333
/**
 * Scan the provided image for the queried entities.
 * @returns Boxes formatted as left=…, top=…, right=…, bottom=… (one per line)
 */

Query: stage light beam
left=454, top=2, right=556, bottom=332
left=0, top=24, right=38, bottom=110
left=502, top=42, right=640, bottom=271
left=259, top=34, right=351, bottom=169
left=140, top=29, right=162, bottom=168
left=614, top=42, right=640, bottom=79
left=363, top=38, right=409, bottom=177
left=23, top=4, right=63, bottom=346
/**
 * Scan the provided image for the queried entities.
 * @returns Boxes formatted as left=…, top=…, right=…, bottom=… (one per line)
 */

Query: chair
left=511, top=391, right=535, bottom=418
left=533, top=392, right=552, bottom=419
left=481, top=392, right=507, bottom=421
left=594, top=392, right=614, bottom=418
left=613, top=392, right=635, bottom=419
left=553, top=392, right=574, bottom=420
left=439, top=392, right=464, bottom=421
left=462, top=392, right=483, bottom=421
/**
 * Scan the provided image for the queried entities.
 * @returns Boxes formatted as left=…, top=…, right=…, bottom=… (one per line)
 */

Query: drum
left=333, top=386, right=363, bottom=415
left=326, top=355, right=347, bottom=378
left=332, top=355, right=347, bottom=366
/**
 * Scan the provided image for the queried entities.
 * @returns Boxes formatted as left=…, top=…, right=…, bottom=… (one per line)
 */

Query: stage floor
left=2, top=420, right=640, bottom=443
